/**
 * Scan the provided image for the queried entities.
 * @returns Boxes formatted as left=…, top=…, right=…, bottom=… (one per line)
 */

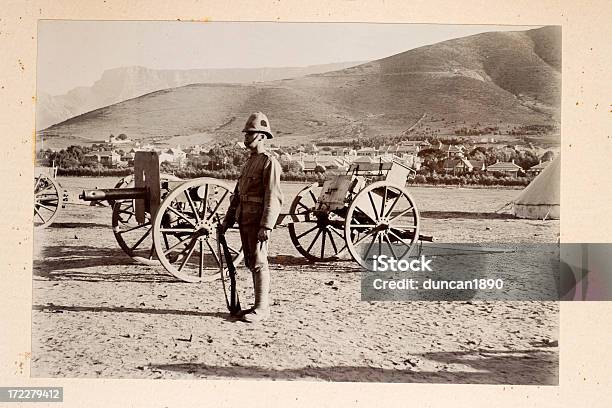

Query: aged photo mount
left=32, top=20, right=560, bottom=385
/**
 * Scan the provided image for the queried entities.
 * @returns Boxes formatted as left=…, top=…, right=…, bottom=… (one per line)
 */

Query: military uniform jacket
left=225, top=151, right=283, bottom=230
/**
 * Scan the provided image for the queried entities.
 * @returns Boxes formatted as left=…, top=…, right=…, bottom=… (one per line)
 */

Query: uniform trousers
left=239, top=224, right=269, bottom=274
left=239, top=224, right=271, bottom=310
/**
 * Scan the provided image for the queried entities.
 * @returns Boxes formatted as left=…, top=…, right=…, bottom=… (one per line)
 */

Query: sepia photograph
left=31, top=20, right=562, bottom=384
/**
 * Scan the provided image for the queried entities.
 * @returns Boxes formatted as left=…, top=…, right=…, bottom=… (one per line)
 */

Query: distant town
left=37, top=132, right=557, bottom=187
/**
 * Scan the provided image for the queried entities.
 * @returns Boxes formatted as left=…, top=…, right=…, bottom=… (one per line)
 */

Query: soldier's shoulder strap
left=261, top=150, right=280, bottom=164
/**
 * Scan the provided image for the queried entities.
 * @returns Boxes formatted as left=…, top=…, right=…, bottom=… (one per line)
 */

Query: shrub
left=413, top=175, right=427, bottom=184
left=57, top=166, right=132, bottom=177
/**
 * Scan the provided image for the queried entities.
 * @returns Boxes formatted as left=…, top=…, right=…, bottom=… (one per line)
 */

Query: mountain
left=38, top=26, right=560, bottom=148
left=36, top=62, right=365, bottom=129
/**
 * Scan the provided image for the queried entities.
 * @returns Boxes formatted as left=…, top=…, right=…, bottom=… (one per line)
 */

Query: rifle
left=217, top=226, right=241, bottom=316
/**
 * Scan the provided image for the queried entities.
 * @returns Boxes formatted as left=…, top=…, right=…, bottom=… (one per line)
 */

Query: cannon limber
left=76, top=152, right=432, bottom=282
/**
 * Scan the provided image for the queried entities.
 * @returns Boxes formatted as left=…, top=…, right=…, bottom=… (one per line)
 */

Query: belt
left=239, top=195, right=264, bottom=204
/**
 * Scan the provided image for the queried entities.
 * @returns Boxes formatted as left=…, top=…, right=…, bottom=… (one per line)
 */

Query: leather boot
left=243, top=269, right=270, bottom=323
left=234, top=306, right=254, bottom=318
left=233, top=271, right=256, bottom=318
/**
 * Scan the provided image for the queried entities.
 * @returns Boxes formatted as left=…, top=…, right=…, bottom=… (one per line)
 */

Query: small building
left=158, top=152, right=175, bottom=165
left=301, top=159, right=318, bottom=173
left=397, top=141, right=423, bottom=154
left=188, top=153, right=211, bottom=168
left=443, top=158, right=486, bottom=174
left=344, top=148, right=357, bottom=157
left=468, top=160, right=486, bottom=172
left=487, top=160, right=523, bottom=177
left=161, top=148, right=187, bottom=165
left=526, top=160, right=551, bottom=176
left=83, top=151, right=121, bottom=166
left=394, top=144, right=420, bottom=156
left=330, top=147, right=352, bottom=156
left=440, top=144, right=465, bottom=158
left=442, top=158, right=468, bottom=174
left=442, top=158, right=461, bottom=174
left=356, top=147, right=378, bottom=157
left=120, top=153, right=134, bottom=165
left=300, top=154, right=350, bottom=173
left=184, top=145, right=210, bottom=158
left=353, top=155, right=376, bottom=164
left=432, top=141, right=466, bottom=157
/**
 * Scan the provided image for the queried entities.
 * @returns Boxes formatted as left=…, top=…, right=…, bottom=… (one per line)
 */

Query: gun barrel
left=79, top=187, right=148, bottom=201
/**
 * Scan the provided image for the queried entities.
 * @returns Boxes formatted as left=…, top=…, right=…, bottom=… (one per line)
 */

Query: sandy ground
left=31, top=178, right=559, bottom=384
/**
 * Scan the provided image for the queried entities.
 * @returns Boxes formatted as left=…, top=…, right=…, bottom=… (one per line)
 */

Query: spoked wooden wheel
left=34, top=174, right=61, bottom=229
left=112, top=200, right=158, bottom=265
left=288, top=183, right=347, bottom=262
left=111, top=174, right=181, bottom=266
left=152, top=178, right=243, bottom=283
left=344, top=181, right=420, bottom=270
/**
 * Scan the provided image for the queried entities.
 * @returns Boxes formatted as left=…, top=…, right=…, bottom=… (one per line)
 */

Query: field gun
left=79, top=151, right=243, bottom=283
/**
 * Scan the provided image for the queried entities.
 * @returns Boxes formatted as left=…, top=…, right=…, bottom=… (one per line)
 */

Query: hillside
left=36, top=62, right=365, bottom=129
left=38, top=26, right=560, bottom=148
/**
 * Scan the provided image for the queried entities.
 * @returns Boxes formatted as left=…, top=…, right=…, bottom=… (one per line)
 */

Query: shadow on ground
left=268, top=254, right=314, bottom=266
left=49, top=222, right=109, bottom=229
left=148, top=348, right=557, bottom=384
left=33, top=245, right=179, bottom=283
left=269, top=255, right=360, bottom=273
left=421, top=211, right=515, bottom=220
left=32, top=304, right=237, bottom=321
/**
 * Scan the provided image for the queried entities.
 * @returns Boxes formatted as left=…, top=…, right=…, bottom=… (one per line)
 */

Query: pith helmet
left=242, top=112, right=273, bottom=139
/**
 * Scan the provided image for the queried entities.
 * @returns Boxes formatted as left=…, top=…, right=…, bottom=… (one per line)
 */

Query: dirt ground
left=31, top=178, right=559, bottom=384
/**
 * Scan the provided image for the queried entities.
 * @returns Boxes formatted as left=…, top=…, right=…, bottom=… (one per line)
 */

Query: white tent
left=512, top=156, right=560, bottom=220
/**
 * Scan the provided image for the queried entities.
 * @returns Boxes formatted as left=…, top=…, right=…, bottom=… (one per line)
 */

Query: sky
left=37, top=21, right=539, bottom=96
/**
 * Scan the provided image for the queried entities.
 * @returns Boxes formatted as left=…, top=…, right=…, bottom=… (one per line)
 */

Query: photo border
left=2, top=1, right=611, bottom=406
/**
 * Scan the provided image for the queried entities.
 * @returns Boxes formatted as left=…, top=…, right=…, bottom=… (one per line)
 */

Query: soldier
left=220, top=112, right=283, bottom=323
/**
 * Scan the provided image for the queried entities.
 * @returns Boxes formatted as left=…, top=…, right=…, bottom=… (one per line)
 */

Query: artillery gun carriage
left=287, top=159, right=430, bottom=269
